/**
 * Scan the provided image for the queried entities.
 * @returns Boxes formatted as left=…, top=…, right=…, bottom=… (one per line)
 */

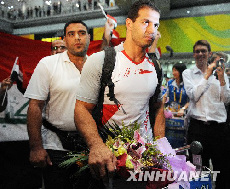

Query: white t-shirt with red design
left=77, top=44, right=159, bottom=142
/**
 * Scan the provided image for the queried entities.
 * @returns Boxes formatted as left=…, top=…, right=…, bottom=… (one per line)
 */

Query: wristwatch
left=182, top=107, right=186, bottom=110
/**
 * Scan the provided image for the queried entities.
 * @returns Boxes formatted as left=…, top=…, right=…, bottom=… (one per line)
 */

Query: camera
left=214, top=57, right=225, bottom=79
left=216, top=57, right=225, bottom=68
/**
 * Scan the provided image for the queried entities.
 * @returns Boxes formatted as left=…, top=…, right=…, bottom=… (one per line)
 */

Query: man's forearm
left=74, top=101, right=104, bottom=149
left=27, top=100, right=44, bottom=150
left=154, top=101, right=165, bottom=138
left=100, top=34, right=111, bottom=51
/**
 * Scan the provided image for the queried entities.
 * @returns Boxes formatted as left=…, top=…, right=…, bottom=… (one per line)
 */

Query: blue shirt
left=166, top=79, right=188, bottom=111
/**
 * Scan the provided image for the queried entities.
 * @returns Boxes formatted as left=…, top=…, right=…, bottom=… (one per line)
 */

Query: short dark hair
left=64, top=20, right=89, bottom=36
left=173, top=63, right=187, bottom=83
left=193, top=40, right=211, bottom=53
left=210, top=52, right=228, bottom=63
left=127, top=0, right=160, bottom=22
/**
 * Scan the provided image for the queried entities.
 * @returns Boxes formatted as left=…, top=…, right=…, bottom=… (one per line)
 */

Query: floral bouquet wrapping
left=60, top=122, right=196, bottom=188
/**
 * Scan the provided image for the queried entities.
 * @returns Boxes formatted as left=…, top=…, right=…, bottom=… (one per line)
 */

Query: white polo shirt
left=24, top=51, right=81, bottom=150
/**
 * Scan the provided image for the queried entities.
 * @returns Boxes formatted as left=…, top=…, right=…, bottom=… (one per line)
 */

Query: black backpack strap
left=92, top=46, right=116, bottom=130
left=148, top=53, right=163, bottom=128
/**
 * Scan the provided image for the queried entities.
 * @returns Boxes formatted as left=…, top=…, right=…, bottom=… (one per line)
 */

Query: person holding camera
left=182, top=40, right=230, bottom=189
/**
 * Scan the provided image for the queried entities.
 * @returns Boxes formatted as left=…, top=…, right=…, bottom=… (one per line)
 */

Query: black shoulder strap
left=148, top=53, right=163, bottom=128
left=92, top=46, right=116, bottom=129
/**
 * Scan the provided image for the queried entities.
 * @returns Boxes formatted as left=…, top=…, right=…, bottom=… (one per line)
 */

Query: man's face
left=193, top=45, right=212, bottom=68
left=51, top=40, right=66, bottom=55
left=129, top=7, right=160, bottom=48
left=64, top=23, right=90, bottom=57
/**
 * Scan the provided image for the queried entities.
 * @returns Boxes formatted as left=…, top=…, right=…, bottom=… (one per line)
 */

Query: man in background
left=183, top=40, right=230, bottom=189
left=51, top=39, right=67, bottom=55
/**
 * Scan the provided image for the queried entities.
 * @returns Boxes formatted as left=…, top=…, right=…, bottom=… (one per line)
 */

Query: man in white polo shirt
left=24, top=20, right=92, bottom=189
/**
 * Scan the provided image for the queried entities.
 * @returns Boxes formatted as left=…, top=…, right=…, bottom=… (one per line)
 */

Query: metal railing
left=0, top=0, right=117, bottom=22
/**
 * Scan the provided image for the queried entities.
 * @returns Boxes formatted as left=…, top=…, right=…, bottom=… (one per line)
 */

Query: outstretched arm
left=148, top=31, right=161, bottom=53
left=100, top=18, right=115, bottom=51
left=74, top=100, right=116, bottom=182
left=148, top=31, right=161, bottom=59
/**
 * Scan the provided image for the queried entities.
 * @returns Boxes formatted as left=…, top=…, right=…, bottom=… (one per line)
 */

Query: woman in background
left=166, top=63, right=189, bottom=117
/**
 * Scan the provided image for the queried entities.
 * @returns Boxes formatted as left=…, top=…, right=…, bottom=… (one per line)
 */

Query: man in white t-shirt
left=74, top=0, right=165, bottom=183
left=0, top=77, right=42, bottom=188
left=24, top=20, right=94, bottom=189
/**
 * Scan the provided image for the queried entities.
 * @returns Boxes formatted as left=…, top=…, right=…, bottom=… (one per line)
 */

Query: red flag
left=112, top=30, right=120, bottom=39
left=107, top=14, right=117, bottom=28
left=0, top=31, right=125, bottom=90
left=0, top=31, right=51, bottom=87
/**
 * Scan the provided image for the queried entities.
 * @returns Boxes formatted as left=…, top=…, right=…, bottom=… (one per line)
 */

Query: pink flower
left=130, top=159, right=143, bottom=173
left=164, top=109, right=173, bottom=119
left=134, top=130, right=145, bottom=145
left=136, top=146, right=146, bottom=156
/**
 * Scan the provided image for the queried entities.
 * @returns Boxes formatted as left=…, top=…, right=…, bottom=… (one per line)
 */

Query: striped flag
left=10, top=57, right=25, bottom=94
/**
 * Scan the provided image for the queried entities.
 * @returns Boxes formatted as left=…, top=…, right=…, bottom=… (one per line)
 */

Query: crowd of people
left=0, top=0, right=113, bottom=21
left=0, top=0, right=230, bottom=188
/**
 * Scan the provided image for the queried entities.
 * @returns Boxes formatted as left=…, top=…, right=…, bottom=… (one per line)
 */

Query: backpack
left=92, top=47, right=163, bottom=138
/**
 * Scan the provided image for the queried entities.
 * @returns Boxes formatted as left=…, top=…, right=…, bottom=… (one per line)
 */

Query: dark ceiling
left=170, top=0, right=230, bottom=9
left=2, top=0, right=230, bottom=10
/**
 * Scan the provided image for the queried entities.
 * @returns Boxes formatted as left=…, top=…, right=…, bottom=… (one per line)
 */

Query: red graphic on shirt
left=139, top=69, right=152, bottom=74
left=148, top=62, right=154, bottom=67
left=102, top=104, right=119, bottom=124
left=124, top=68, right=153, bottom=77
left=124, top=67, right=131, bottom=77
left=144, top=111, right=149, bottom=131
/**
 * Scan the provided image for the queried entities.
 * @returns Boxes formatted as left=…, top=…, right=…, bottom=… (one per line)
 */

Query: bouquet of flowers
left=104, top=122, right=171, bottom=174
left=60, top=122, right=195, bottom=188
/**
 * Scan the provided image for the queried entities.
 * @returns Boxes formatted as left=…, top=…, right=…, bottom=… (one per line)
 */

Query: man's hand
left=216, top=63, right=226, bottom=86
left=88, top=143, right=117, bottom=182
left=1, top=77, right=13, bottom=92
left=30, top=147, right=52, bottom=168
left=75, top=100, right=117, bottom=183
left=105, top=18, right=115, bottom=35
left=155, top=31, right=161, bottom=41
left=101, top=18, right=115, bottom=50
left=205, top=62, right=216, bottom=80
left=103, top=18, right=115, bottom=43
left=177, top=108, right=185, bottom=117
left=148, top=31, right=161, bottom=54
